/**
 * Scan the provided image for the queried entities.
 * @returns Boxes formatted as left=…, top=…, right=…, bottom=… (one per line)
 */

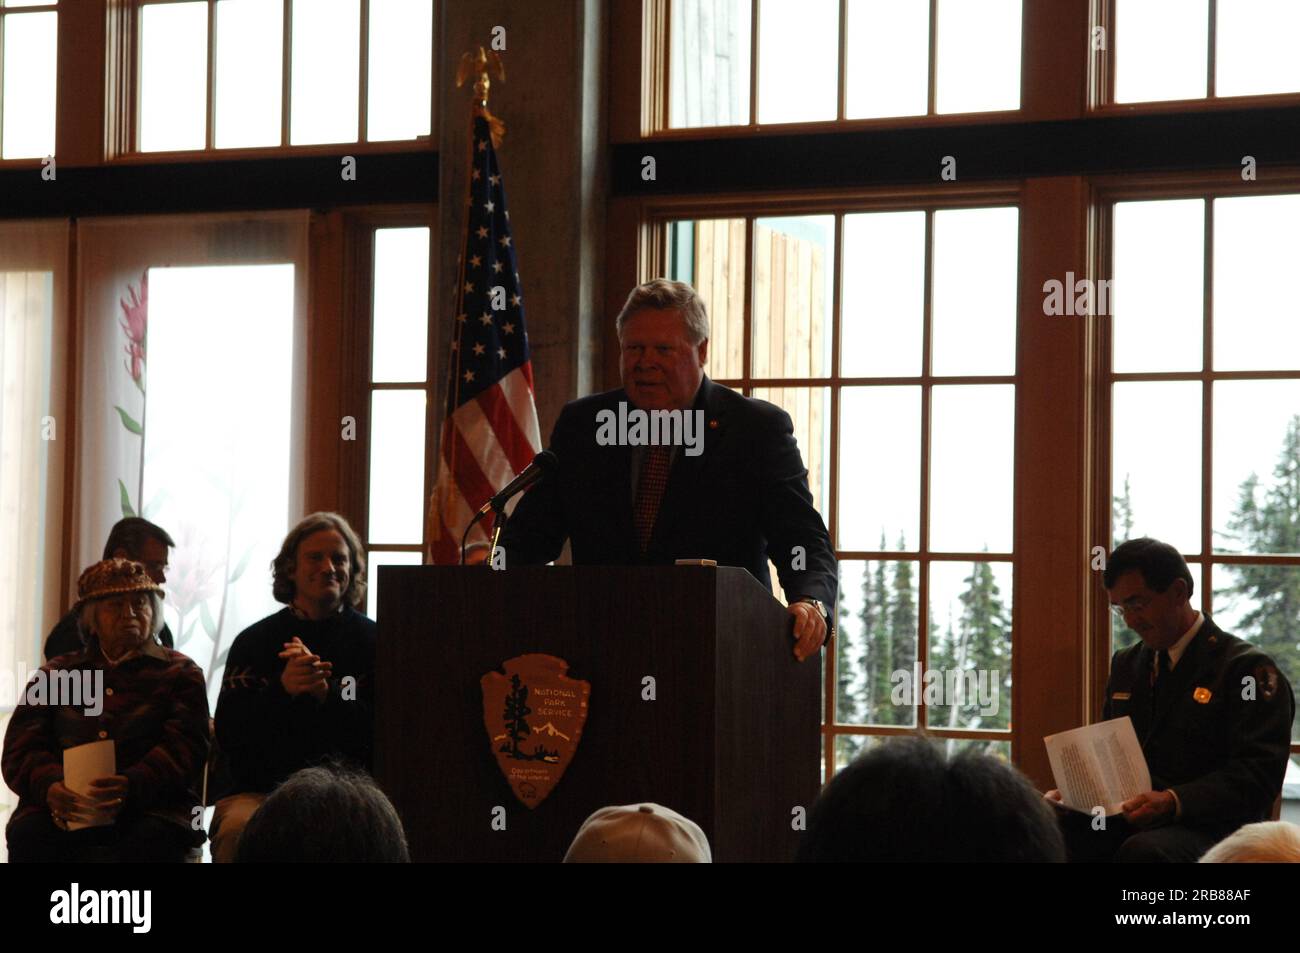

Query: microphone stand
left=459, top=498, right=508, bottom=567
left=487, top=501, right=509, bottom=569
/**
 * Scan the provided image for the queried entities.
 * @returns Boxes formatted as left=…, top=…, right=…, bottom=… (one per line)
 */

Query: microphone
left=475, top=449, right=558, bottom=518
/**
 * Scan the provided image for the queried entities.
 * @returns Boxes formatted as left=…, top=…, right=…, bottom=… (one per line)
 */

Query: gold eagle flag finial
left=456, top=46, right=506, bottom=147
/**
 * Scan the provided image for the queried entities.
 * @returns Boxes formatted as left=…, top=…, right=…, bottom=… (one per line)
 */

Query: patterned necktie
left=634, top=447, right=672, bottom=552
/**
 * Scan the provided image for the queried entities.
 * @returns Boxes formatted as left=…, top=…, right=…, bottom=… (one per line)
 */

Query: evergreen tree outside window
left=667, top=203, right=1018, bottom=780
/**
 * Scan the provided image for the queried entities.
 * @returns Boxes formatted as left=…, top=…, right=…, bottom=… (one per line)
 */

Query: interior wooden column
left=434, top=0, right=608, bottom=439
left=1014, top=175, right=1097, bottom=788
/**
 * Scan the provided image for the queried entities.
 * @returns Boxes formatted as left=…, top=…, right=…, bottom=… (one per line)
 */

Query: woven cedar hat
left=73, top=558, right=164, bottom=613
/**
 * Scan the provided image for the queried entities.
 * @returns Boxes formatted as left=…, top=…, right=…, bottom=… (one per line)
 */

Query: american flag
left=427, top=113, right=542, bottom=563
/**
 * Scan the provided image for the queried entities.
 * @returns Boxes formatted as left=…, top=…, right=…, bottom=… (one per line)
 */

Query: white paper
left=62, top=739, right=116, bottom=830
left=1043, top=716, right=1151, bottom=816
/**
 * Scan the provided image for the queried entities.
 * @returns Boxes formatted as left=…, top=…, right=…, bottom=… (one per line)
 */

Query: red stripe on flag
left=429, top=517, right=460, bottom=565
left=476, top=384, right=536, bottom=476
left=449, top=421, right=497, bottom=514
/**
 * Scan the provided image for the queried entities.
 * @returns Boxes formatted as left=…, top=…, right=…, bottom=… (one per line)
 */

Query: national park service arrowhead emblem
left=482, top=654, right=590, bottom=809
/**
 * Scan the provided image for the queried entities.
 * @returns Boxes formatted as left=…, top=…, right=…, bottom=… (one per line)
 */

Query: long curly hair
left=271, top=512, right=367, bottom=609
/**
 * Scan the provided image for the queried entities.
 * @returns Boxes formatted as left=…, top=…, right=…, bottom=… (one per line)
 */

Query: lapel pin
left=709, top=419, right=719, bottom=429
left=1193, top=687, right=1212, bottom=703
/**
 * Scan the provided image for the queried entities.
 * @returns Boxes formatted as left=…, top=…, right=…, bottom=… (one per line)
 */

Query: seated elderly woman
left=2, top=558, right=210, bottom=862
left=211, top=511, right=376, bottom=863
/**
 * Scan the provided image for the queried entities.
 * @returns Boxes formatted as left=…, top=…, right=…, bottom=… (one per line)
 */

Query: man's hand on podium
left=788, top=601, right=827, bottom=662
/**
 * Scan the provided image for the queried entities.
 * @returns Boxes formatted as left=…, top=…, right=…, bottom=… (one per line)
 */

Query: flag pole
left=430, top=45, right=508, bottom=562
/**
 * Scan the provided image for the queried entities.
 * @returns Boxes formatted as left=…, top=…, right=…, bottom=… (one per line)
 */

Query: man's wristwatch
left=796, top=598, right=833, bottom=641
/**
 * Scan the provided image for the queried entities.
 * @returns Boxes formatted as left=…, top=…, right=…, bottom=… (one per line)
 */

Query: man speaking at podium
left=497, top=279, right=837, bottom=661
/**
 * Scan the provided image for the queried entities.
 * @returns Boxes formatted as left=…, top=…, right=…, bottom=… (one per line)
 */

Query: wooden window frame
left=105, top=0, right=435, bottom=164
left=635, top=184, right=1023, bottom=781
left=333, top=206, right=439, bottom=563
left=1091, top=0, right=1300, bottom=115
left=1093, top=168, right=1300, bottom=757
left=639, top=0, right=1026, bottom=140
left=0, top=0, right=60, bottom=162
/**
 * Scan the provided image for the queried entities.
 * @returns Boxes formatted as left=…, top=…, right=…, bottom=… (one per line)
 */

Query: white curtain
left=0, top=219, right=70, bottom=850
left=75, top=212, right=311, bottom=704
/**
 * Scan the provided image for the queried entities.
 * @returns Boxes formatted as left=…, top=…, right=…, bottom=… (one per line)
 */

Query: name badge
left=1193, top=687, right=1212, bottom=703
left=1111, top=691, right=1131, bottom=700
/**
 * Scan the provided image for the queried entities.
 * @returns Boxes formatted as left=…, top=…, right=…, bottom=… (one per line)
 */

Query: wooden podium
left=375, top=565, right=820, bottom=862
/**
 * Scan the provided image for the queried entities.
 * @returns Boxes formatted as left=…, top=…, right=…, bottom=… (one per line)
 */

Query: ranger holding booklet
left=1044, top=538, right=1294, bottom=863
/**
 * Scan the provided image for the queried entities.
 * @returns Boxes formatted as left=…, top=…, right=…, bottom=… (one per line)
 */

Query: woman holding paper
left=2, top=558, right=210, bottom=862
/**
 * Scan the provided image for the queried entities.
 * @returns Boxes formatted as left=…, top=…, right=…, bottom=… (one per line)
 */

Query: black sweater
left=215, top=605, right=376, bottom=793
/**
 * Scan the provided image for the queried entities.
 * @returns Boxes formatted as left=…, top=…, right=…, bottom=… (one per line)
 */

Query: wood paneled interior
left=1, top=0, right=1295, bottom=817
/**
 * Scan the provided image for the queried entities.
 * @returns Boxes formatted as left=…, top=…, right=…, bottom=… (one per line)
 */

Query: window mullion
left=281, top=0, right=292, bottom=146
left=358, top=0, right=369, bottom=143
left=206, top=0, right=216, bottom=150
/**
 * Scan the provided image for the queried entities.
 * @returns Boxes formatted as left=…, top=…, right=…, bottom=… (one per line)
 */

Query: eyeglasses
left=142, top=561, right=169, bottom=576
left=1109, top=597, right=1151, bottom=622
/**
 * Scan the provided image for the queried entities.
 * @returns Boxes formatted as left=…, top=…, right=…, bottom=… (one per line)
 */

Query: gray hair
left=1199, top=821, right=1300, bottom=863
left=77, top=590, right=166, bottom=646
left=615, top=279, right=710, bottom=345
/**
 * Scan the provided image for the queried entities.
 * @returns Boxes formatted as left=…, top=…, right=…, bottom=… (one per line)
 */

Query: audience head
left=563, top=802, right=712, bottom=863
left=102, top=516, right=175, bottom=586
left=235, top=764, right=409, bottom=863
left=796, top=735, right=1066, bottom=863
left=615, top=278, right=709, bottom=413
left=74, top=558, right=166, bottom=650
left=272, top=512, right=366, bottom=614
left=1200, top=821, right=1300, bottom=863
left=1104, top=537, right=1197, bottom=650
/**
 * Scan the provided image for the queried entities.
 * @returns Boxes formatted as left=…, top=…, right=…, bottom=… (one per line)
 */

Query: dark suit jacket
left=1102, top=615, right=1294, bottom=838
left=498, top=377, right=837, bottom=610
left=44, top=609, right=175, bottom=661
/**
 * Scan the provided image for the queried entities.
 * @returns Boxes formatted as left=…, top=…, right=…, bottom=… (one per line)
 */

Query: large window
left=663, top=199, right=1020, bottom=779
left=133, top=0, right=433, bottom=154
left=1106, top=190, right=1300, bottom=763
left=360, top=223, right=432, bottom=620
left=0, top=0, right=57, bottom=160
left=666, top=0, right=1022, bottom=129
left=1107, top=0, right=1300, bottom=104
left=73, top=214, right=310, bottom=705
